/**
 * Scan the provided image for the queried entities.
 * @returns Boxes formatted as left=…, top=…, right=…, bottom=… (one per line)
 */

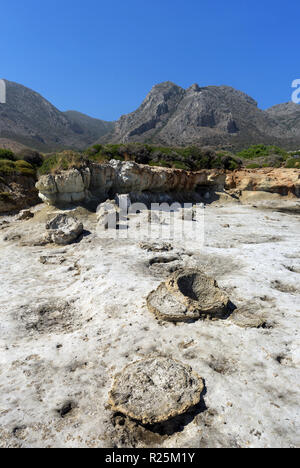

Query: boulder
left=108, top=356, right=204, bottom=424
left=147, top=269, right=230, bottom=322
left=45, top=214, right=83, bottom=245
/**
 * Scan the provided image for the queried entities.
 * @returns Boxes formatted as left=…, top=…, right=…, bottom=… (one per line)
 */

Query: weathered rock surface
left=0, top=173, right=39, bottom=214
left=17, top=209, right=34, bottom=220
left=109, top=357, right=204, bottom=424
left=147, top=269, right=230, bottom=322
left=0, top=203, right=299, bottom=448
left=36, top=161, right=300, bottom=206
left=225, top=168, right=300, bottom=197
left=45, top=214, right=83, bottom=245
left=36, top=160, right=226, bottom=205
left=36, top=168, right=91, bottom=205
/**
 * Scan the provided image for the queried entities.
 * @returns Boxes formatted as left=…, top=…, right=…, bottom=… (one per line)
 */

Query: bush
left=0, top=158, right=35, bottom=177
left=172, top=161, right=190, bottom=170
left=0, top=149, right=16, bottom=161
left=237, top=144, right=287, bottom=160
left=38, top=151, right=84, bottom=175
left=39, top=144, right=242, bottom=174
left=16, top=149, right=43, bottom=167
left=285, top=158, right=300, bottom=168
left=246, top=163, right=260, bottom=169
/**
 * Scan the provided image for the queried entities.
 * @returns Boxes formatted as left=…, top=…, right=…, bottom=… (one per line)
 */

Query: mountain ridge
left=0, top=80, right=114, bottom=151
left=99, top=81, right=300, bottom=150
left=0, top=79, right=300, bottom=152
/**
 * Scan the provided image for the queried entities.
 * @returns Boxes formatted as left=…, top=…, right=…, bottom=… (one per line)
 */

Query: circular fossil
left=147, top=269, right=230, bottom=322
left=109, top=356, right=204, bottom=424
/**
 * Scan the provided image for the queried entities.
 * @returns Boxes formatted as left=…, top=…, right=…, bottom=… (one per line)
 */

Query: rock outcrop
left=147, top=269, right=230, bottom=322
left=109, top=356, right=204, bottom=424
left=225, top=168, right=300, bottom=197
left=36, top=161, right=300, bottom=206
left=36, top=160, right=226, bottom=205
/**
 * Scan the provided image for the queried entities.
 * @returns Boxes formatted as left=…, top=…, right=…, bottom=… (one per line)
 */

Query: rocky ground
left=0, top=198, right=299, bottom=448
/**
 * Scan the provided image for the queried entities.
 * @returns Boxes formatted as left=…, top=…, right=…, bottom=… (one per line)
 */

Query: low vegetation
left=236, top=144, right=287, bottom=160
left=236, top=144, right=300, bottom=168
left=0, top=149, right=16, bottom=161
left=0, top=143, right=299, bottom=179
left=39, top=144, right=243, bottom=174
left=0, top=158, right=36, bottom=177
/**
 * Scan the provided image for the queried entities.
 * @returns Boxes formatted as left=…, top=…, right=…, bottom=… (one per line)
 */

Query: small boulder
left=109, top=356, right=204, bottom=424
left=45, top=214, right=83, bottom=245
left=17, top=209, right=34, bottom=221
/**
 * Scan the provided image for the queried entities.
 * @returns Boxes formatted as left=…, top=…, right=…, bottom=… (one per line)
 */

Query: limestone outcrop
left=147, top=269, right=230, bottom=322
left=36, top=161, right=300, bottom=206
left=225, top=168, right=300, bottom=197
left=108, top=356, right=204, bottom=424
left=36, top=168, right=91, bottom=205
left=36, top=160, right=226, bottom=205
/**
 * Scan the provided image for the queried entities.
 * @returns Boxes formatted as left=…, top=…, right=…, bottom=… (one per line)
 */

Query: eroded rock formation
left=225, top=168, right=300, bottom=197
left=147, top=269, right=230, bottom=322
left=109, top=356, right=204, bottom=424
left=36, top=161, right=300, bottom=206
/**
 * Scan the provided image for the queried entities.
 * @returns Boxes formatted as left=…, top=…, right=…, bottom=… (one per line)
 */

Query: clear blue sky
left=0, top=0, right=299, bottom=121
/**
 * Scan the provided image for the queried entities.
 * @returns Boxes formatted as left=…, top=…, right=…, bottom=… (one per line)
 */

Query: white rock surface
left=0, top=202, right=299, bottom=448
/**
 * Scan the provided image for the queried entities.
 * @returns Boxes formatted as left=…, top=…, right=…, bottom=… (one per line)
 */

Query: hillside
left=0, top=80, right=113, bottom=151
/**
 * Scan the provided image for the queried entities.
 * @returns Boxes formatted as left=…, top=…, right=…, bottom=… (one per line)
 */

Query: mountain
left=266, top=102, right=300, bottom=138
left=63, top=110, right=114, bottom=142
left=99, top=81, right=300, bottom=150
left=0, top=80, right=114, bottom=151
left=1, top=79, right=300, bottom=153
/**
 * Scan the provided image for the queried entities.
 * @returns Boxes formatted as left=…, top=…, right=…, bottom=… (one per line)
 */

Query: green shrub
left=0, top=149, right=16, bottom=161
left=285, top=158, right=300, bottom=168
left=149, top=160, right=170, bottom=168
left=0, top=159, right=16, bottom=173
left=0, top=158, right=36, bottom=177
left=39, top=151, right=83, bottom=175
left=237, top=144, right=287, bottom=160
left=172, top=161, right=190, bottom=170
left=228, top=160, right=239, bottom=170
left=246, top=163, right=261, bottom=169
left=16, top=149, right=43, bottom=167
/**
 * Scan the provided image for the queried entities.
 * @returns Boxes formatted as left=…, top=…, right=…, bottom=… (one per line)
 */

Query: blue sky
left=0, top=0, right=299, bottom=121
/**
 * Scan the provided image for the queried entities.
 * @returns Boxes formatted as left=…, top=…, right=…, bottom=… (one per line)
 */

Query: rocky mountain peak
left=100, top=81, right=300, bottom=149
